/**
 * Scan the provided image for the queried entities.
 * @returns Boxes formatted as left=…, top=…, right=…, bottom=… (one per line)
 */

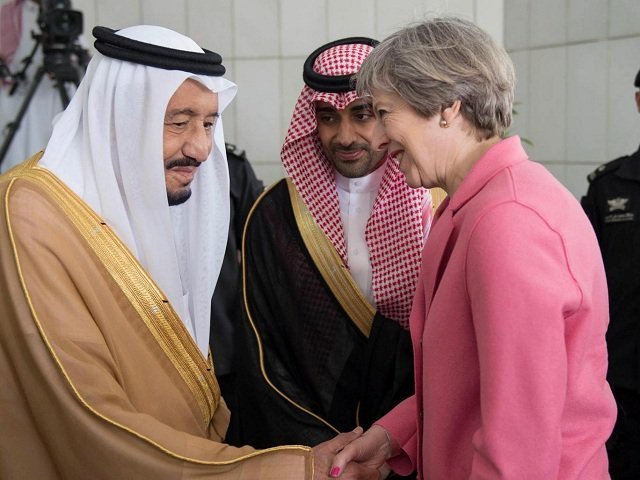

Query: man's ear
left=635, top=91, right=640, bottom=113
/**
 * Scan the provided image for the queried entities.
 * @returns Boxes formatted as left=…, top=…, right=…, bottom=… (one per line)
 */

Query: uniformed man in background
left=582, top=68, right=640, bottom=480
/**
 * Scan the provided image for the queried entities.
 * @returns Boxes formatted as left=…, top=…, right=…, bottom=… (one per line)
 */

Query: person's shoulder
left=587, top=156, right=628, bottom=183
left=1, top=170, right=66, bottom=239
left=225, top=143, right=249, bottom=163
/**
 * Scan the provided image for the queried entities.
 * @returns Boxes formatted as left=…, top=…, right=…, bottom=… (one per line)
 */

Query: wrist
left=372, top=424, right=399, bottom=459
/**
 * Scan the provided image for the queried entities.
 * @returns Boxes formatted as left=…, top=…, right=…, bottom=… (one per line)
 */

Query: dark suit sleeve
left=228, top=152, right=264, bottom=246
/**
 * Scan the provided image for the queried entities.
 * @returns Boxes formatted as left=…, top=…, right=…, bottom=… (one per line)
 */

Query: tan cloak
left=0, top=155, right=312, bottom=479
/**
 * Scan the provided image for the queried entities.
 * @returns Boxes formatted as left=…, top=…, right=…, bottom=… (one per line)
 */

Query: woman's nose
left=371, top=118, right=389, bottom=152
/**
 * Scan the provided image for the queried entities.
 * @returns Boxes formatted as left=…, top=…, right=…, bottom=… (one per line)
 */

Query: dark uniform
left=209, top=144, right=263, bottom=410
left=582, top=146, right=640, bottom=480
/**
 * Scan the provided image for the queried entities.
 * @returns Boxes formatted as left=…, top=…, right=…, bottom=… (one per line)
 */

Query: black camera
left=35, top=0, right=88, bottom=84
left=0, top=0, right=90, bottom=167
left=38, top=0, right=83, bottom=45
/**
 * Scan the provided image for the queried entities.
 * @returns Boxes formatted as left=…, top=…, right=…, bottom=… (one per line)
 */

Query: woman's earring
left=439, top=119, right=449, bottom=128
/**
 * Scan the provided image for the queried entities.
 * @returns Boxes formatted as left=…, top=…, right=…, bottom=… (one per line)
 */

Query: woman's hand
left=312, top=427, right=382, bottom=480
left=327, top=425, right=394, bottom=478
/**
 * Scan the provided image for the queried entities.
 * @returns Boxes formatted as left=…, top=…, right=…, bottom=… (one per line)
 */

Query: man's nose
left=184, top=126, right=211, bottom=162
left=335, top=122, right=358, bottom=146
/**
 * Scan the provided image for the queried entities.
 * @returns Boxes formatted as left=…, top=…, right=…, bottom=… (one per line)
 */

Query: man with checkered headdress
left=228, top=38, right=432, bottom=451
left=0, top=25, right=368, bottom=479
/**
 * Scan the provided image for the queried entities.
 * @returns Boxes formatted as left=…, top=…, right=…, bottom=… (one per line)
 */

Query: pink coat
left=378, top=137, right=616, bottom=479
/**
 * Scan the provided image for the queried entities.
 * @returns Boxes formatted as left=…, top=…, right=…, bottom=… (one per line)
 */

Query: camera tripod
left=0, top=35, right=85, bottom=169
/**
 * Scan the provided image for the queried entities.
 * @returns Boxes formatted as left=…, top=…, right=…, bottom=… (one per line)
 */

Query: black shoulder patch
left=224, top=142, right=248, bottom=161
left=587, top=156, right=627, bottom=183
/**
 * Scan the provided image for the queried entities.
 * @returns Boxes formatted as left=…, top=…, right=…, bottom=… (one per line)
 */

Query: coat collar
left=448, top=136, right=528, bottom=214
left=416, top=136, right=528, bottom=323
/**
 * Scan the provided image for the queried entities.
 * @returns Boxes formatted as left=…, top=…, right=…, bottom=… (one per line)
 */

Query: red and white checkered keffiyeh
left=281, top=42, right=431, bottom=328
left=0, top=0, right=23, bottom=65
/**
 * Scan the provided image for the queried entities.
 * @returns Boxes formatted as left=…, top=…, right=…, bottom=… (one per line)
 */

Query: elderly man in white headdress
left=0, top=25, right=369, bottom=480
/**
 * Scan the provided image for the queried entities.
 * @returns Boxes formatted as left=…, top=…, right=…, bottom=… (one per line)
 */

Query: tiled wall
left=6, top=1, right=638, bottom=195
left=505, top=0, right=640, bottom=198
left=70, top=0, right=504, bottom=185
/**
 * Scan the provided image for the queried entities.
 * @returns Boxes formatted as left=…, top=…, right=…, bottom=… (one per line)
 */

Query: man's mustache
left=165, top=157, right=200, bottom=169
left=331, top=143, right=371, bottom=154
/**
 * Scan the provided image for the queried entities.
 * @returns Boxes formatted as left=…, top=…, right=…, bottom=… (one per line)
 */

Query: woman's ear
left=441, top=100, right=462, bottom=124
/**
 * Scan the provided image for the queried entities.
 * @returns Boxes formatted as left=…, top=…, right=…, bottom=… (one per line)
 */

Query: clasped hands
left=312, top=425, right=394, bottom=480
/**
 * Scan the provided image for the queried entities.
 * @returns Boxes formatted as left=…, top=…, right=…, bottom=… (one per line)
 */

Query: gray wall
left=7, top=0, right=639, bottom=197
left=505, top=0, right=640, bottom=198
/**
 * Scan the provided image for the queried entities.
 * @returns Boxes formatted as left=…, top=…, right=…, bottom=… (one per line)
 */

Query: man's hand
left=313, top=428, right=379, bottom=479
left=326, top=425, right=392, bottom=478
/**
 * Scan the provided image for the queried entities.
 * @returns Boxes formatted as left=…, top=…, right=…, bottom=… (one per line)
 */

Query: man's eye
left=317, top=115, right=335, bottom=124
left=204, top=122, right=214, bottom=130
left=172, top=121, right=188, bottom=128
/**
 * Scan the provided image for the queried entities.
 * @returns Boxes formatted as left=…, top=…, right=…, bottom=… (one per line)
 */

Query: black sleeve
left=227, top=150, right=264, bottom=245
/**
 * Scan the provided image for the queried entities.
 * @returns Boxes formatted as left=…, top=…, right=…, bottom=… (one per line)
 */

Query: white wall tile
left=186, top=0, right=233, bottom=58
left=376, top=0, right=429, bottom=38
left=141, top=0, right=186, bottom=32
left=221, top=103, right=237, bottom=146
left=234, top=0, right=279, bottom=58
left=607, top=37, right=640, bottom=160
left=567, top=0, right=607, bottom=42
left=253, top=162, right=286, bottom=187
left=540, top=162, right=566, bottom=184
left=504, top=0, right=529, bottom=50
left=475, top=0, right=505, bottom=45
left=234, top=59, right=281, bottom=165
left=425, top=0, right=474, bottom=18
left=529, top=0, right=566, bottom=47
left=328, top=0, right=376, bottom=40
left=280, top=0, right=327, bottom=57
left=96, top=0, right=141, bottom=29
left=566, top=42, right=607, bottom=164
left=528, top=47, right=567, bottom=162
left=609, top=0, right=640, bottom=37
left=565, top=164, right=595, bottom=199
left=509, top=50, right=530, bottom=140
left=221, top=60, right=237, bottom=144
left=73, top=0, right=97, bottom=47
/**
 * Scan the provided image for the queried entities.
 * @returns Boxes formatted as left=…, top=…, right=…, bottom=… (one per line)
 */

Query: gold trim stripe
left=240, top=181, right=342, bottom=434
left=430, top=187, right=448, bottom=211
left=4, top=156, right=312, bottom=466
left=7, top=155, right=216, bottom=426
left=286, top=178, right=375, bottom=337
left=5, top=177, right=311, bottom=465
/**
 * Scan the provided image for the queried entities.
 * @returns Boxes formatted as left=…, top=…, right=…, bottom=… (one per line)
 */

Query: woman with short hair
left=328, top=16, right=616, bottom=480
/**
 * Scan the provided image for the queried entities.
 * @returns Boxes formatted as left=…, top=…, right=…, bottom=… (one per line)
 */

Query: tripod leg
left=55, top=80, right=72, bottom=109
left=0, top=66, right=47, bottom=169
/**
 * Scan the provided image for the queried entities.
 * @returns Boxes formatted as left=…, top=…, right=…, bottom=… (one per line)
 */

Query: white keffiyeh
left=40, top=25, right=237, bottom=356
